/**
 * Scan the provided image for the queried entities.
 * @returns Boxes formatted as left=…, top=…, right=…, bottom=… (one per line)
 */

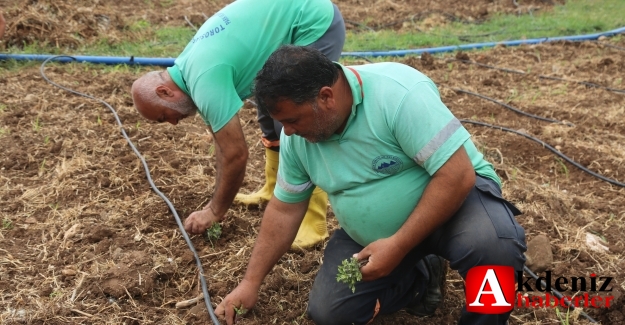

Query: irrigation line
left=537, top=75, right=625, bottom=95
left=39, top=56, right=221, bottom=325
left=523, top=266, right=598, bottom=323
left=451, top=59, right=625, bottom=95
left=460, top=119, right=625, bottom=188
left=451, top=87, right=574, bottom=126
left=596, top=41, right=625, bottom=51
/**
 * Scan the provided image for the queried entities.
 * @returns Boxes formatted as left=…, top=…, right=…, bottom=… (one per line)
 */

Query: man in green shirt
left=131, top=0, right=345, bottom=249
left=215, top=46, right=526, bottom=325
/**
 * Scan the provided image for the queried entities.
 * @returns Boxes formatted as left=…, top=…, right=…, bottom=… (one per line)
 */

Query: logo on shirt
left=372, top=155, right=403, bottom=175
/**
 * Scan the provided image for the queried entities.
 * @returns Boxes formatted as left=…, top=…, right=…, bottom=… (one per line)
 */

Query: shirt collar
left=327, top=63, right=364, bottom=140
left=166, top=65, right=191, bottom=96
left=335, top=62, right=364, bottom=111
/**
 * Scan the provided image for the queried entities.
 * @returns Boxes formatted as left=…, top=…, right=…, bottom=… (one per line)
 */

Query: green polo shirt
left=274, top=62, right=501, bottom=246
left=167, top=0, right=334, bottom=132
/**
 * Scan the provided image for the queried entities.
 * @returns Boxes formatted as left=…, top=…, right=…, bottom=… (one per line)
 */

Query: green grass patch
left=344, top=0, right=625, bottom=51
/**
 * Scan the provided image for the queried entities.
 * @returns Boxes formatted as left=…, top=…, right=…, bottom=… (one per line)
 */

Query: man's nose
left=282, top=124, right=296, bottom=136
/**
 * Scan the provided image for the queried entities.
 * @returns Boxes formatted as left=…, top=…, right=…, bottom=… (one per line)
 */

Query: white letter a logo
left=468, top=269, right=511, bottom=307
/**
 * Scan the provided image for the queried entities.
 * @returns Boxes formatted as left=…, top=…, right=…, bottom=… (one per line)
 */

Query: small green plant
left=555, top=306, right=571, bottom=325
left=32, top=116, right=42, bottom=132
left=39, top=158, right=47, bottom=174
left=0, top=104, right=6, bottom=112
left=49, top=291, right=62, bottom=298
left=234, top=305, right=247, bottom=316
left=97, top=115, right=102, bottom=125
left=44, top=136, right=50, bottom=145
left=205, top=223, right=222, bottom=246
left=2, top=218, right=13, bottom=230
left=555, top=157, right=569, bottom=178
left=336, top=257, right=363, bottom=293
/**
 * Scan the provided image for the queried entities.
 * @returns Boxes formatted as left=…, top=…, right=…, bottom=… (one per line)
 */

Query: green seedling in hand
left=336, top=257, right=364, bottom=293
left=234, top=304, right=248, bottom=321
left=205, top=223, right=222, bottom=246
left=234, top=305, right=247, bottom=315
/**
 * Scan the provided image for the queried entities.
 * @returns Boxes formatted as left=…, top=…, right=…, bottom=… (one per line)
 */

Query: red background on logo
left=465, top=265, right=515, bottom=314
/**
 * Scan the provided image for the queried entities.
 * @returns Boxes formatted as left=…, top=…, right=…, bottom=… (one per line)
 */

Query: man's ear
left=318, top=86, right=335, bottom=109
left=155, top=85, right=174, bottom=98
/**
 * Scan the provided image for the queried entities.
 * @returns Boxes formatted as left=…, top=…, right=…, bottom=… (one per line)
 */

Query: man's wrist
left=207, top=202, right=226, bottom=221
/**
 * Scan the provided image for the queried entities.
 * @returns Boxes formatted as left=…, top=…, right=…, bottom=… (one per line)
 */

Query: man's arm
left=184, top=113, right=248, bottom=234
left=215, top=197, right=309, bottom=325
left=357, top=147, right=476, bottom=281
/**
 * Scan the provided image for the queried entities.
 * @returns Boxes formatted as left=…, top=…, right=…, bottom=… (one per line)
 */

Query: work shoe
left=405, top=255, right=447, bottom=317
left=290, top=187, right=329, bottom=250
left=234, top=148, right=278, bottom=205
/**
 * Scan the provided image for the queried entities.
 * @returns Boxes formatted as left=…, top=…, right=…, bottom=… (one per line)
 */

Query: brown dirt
left=1, top=1, right=625, bottom=325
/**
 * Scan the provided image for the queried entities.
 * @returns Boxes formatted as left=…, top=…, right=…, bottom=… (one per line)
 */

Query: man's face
left=135, top=99, right=197, bottom=125
left=272, top=99, right=344, bottom=143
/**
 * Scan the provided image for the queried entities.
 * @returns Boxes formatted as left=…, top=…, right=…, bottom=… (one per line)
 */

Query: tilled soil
left=1, top=1, right=624, bottom=325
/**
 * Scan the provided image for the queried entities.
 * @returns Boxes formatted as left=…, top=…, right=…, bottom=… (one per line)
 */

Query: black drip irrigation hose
left=460, top=119, right=625, bottom=188
left=523, top=266, right=598, bottom=323
left=39, top=56, right=221, bottom=325
left=451, top=87, right=575, bottom=126
left=596, top=41, right=625, bottom=51
left=451, top=59, right=625, bottom=95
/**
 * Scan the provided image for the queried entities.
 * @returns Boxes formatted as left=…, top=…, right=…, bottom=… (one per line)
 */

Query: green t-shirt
left=275, top=62, right=501, bottom=246
left=167, top=0, right=334, bottom=132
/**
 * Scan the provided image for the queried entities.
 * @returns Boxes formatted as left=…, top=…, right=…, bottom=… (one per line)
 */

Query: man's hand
left=215, top=279, right=260, bottom=325
left=355, top=237, right=406, bottom=281
left=184, top=204, right=222, bottom=234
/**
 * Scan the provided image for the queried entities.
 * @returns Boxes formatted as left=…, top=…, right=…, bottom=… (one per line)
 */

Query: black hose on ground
left=39, top=56, right=221, bottom=325
left=451, top=87, right=575, bottom=126
left=460, top=119, right=625, bottom=188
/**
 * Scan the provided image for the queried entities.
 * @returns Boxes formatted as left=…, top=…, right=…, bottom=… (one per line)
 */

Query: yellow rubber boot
left=235, top=148, right=278, bottom=205
left=291, top=187, right=329, bottom=250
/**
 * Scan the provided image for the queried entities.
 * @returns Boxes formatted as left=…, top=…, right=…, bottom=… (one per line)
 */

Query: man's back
left=169, top=0, right=334, bottom=131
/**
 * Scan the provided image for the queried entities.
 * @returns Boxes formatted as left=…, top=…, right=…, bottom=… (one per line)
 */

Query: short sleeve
left=190, top=65, right=244, bottom=132
left=393, top=81, right=471, bottom=175
left=273, top=133, right=315, bottom=203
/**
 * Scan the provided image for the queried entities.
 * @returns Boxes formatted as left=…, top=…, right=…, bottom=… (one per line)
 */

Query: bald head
left=131, top=71, right=198, bottom=125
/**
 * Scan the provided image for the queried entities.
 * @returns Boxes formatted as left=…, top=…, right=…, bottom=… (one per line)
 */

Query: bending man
left=216, top=46, right=527, bottom=325
left=131, top=0, right=345, bottom=249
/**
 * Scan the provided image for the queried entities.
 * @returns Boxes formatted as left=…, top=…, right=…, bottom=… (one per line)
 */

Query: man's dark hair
left=254, top=45, right=339, bottom=115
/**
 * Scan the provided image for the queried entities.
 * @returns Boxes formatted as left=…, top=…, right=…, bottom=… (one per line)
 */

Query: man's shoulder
left=355, top=62, right=433, bottom=89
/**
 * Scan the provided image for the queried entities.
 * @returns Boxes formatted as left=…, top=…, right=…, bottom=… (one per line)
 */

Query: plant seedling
left=336, top=257, right=364, bottom=293
left=205, top=223, right=222, bottom=246
left=234, top=305, right=247, bottom=316
left=2, top=218, right=13, bottom=230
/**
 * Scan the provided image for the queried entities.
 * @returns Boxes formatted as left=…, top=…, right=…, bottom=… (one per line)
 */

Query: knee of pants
left=307, top=299, right=358, bottom=325
left=308, top=287, right=374, bottom=325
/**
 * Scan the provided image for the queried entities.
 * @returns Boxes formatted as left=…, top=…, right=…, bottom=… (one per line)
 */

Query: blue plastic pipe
left=342, top=26, right=625, bottom=58
left=1, top=26, right=624, bottom=65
